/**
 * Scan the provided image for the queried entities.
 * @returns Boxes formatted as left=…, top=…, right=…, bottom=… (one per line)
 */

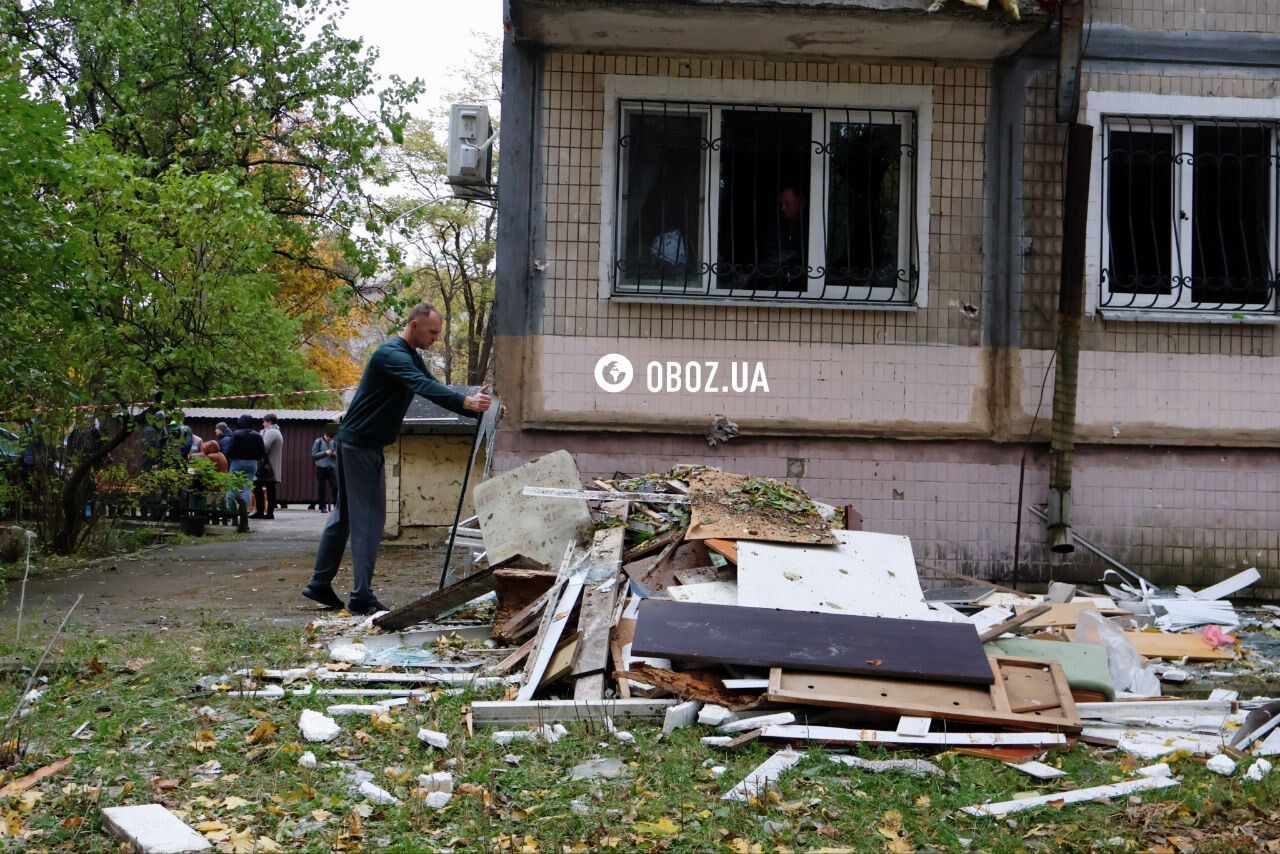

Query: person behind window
left=754, top=185, right=809, bottom=291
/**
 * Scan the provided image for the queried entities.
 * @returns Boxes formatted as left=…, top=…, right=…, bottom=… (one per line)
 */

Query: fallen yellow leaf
left=633, top=817, right=680, bottom=836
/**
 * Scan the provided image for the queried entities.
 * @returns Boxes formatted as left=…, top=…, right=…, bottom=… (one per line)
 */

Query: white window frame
left=1084, top=91, right=1280, bottom=322
left=599, top=75, right=932, bottom=309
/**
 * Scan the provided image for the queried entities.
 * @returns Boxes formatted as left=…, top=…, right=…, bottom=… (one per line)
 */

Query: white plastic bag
left=1074, top=609, right=1161, bottom=697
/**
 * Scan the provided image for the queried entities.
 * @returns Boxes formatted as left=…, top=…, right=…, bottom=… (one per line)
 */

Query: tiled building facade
left=494, top=0, right=1280, bottom=596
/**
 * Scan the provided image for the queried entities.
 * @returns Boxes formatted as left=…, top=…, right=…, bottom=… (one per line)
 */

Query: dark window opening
left=715, top=110, right=812, bottom=292
left=618, top=110, right=704, bottom=288
left=1105, top=128, right=1175, bottom=296
left=827, top=122, right=905, bottom=290
left=1192, top=124, right=1272, bottom=305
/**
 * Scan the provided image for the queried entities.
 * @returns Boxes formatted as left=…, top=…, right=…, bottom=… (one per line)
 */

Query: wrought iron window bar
left=1100, top=115, right=1279, bottom=313
left=612, top=99, right=920, bottom=306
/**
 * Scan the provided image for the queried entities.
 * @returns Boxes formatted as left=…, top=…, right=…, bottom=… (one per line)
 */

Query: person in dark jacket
left=302, top=302, right=498, bottom=615
left=215, top=422, right=233, bottom=457
left=226, top=414, right=264, bottom=527
left=311, top=426, right=338, bottom=513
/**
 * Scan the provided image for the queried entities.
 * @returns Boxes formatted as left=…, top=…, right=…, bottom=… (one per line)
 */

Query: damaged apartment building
left=488, top=0, right=1280, bottom=596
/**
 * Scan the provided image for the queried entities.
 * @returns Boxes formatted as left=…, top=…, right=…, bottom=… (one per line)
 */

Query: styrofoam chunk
left=298, top=751, right=317, bottom=769
left=418, top=727, right=450, bottom=750
left=1206, top=754, right=1237, bottom=776
left=423, top=791, right=452, bottom=809
left=326, top=704, right=389, bottom=716
left=358, top=780, right=400, bottom=805
left=299, top=709, right=341, bottom=743
left=1245, top=759, right=1272, bottom=781
left=1136, top=763, right=1171, bottom=778
left=329, top=643, right=369, bottom=664
left=418, top=771, right=454, bottom=793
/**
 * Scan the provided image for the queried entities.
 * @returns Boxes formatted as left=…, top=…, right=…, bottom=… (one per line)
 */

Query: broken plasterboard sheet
left=473, top=450, right=593, bottom=567
left=667, top=580, right=739, bottom=606
left=737, top=530, right=947, bottom=621
left=685, top=470, right=837, bottom=545
left=101, top=804, right=212, bottom=853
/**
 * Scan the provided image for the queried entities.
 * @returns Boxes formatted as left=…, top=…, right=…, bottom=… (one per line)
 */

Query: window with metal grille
left=1100, top=116, right=1279, bottom=312
left=613, top=100, right=919, bottom=306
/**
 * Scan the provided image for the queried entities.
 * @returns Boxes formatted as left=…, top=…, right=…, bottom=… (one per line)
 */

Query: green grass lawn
left=0, top=618, right=1278, bottom=852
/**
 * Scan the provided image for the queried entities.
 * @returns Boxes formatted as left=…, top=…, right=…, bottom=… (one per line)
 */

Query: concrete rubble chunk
left=101, top=804, right=212, bottom=853
left=299, top=709, right=341, bottom=743
left=418, top=727, right=450, bottom=750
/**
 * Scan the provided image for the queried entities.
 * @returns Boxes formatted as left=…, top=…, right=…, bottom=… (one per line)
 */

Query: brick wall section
left=1090, top=0, right=1280, bottom=34
left=496, top=431, right=1280, bottom=598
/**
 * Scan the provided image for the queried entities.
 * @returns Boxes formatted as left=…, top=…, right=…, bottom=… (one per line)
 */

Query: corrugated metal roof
left=182, top=408, right=345, bottom=422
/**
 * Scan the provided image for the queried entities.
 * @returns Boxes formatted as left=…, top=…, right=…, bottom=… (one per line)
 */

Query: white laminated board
left=473, top=450, right=593, bottom=567
left=738, top=530, right=945, bottom=620
left=668, top=580, right=739, bottom=605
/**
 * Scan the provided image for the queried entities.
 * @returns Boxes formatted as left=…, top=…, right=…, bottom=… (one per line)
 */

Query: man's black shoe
left=249, top=512, right=266, bottom=519
left=347, top=597, right=389, bottom=616
left=306, top=504, right=316, bottom=510
left=264, top=513, right=275, bottom=519
left=302, top=585, right=344, bottom=610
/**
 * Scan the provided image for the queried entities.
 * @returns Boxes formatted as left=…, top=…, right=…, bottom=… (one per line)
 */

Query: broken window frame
left=609, top=98, right=920, bottom=307
left=1097, top=114, right=1279, bottom=314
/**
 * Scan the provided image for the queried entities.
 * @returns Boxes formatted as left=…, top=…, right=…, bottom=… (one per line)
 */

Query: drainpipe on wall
left=1047, top=0, right=1090, bottom=553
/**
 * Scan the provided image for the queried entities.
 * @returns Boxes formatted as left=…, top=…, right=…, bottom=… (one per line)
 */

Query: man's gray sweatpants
left=308, top=440, right=384, bottom=605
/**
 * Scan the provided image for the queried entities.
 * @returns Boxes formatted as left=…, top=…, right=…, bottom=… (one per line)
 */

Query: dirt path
left=0, top=509, right=448, bottom=634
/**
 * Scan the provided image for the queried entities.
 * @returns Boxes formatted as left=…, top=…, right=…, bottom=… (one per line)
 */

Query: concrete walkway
left=0, top=509, right=446, bottom=634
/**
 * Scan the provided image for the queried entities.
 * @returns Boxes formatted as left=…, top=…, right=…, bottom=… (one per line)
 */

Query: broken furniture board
left=374, top=564, right=499, bottom=631
left=760, top=724, right=1068, bottom=747
left=896, top=716, right=932, bottom=737
left=492, top=566, right=557, bottom=632
left=704, top=539, right=739, bottom=564
left=1063, top=628, right=1236, bottom=661
left=721, top=749, right=805, bottom=801
left=617, top=663, right=769, bottom=711
left=469, top=699, right=676, bottom=726
left=766, top=656, right=1081, bottom=732
left=737, top=530, right=947, bottom=621
left=633, top=599, right=995, bottom=685
left=969, top=606, right=1015, bottom=634
left=961, top=776, right=1179, bottom=817
left=101, top=804, right=212, bottom=853
left=473, top=451, right=593, bottom=567
left=985, top=637, right=1115, bottom=700
left=1014, top=602, right=1103, bottom=629
left=1044, top=582, right=1078, bottom=604
left=539, top=632, right=582, bottom=688
left=684, top=470, right=837, bottom=545
left=924, top=585, right=998, bottom=604
left=668, top=580, right=739, bottom=605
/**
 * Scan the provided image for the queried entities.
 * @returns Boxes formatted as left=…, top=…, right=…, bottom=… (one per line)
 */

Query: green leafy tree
left=0, top=0, right=422, bottom=553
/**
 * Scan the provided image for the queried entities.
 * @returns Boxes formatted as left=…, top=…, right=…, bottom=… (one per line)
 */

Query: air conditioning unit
left=447, top=103, right=495, bottom=199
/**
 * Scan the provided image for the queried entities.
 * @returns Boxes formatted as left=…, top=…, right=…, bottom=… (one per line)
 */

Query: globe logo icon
left=593, top=353, right=634, bottom=393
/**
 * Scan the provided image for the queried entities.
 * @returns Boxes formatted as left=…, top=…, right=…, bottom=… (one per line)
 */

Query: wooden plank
left=493, top=567, right=557, bottom=631
left=470, top=699, right=676, bottom=726
left=473, top=451, right=593, bottom=567
left=1014, top=602, right=1102, bottom=629
left=622, top=526, right=683, bottom=563
left=760, top=724, right=1067, bottom=747
left=633, top=599, right=995, bottom=685
left=0, top=756, right=71, bottom=798
left=738, top=531, right=946, bottom=621
left=704, top=539, right=739, bottom=564
left=485, top=637, right=536, bottom=676
left=374, top=564, right=499, bottom=631
left=978, top=605, right=1051, bottom=642
left=572, top=518, right=627, bottom=700
left=766, top=657, right=1081, bottom=732
left=540, top=633, right=581, bottom=687
left=1064, top=628, right=1236, bottom=661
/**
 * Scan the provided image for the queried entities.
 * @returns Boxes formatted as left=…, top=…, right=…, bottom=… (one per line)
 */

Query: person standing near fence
left=311, top=426, right=338, bottom=513
left=252, top=413, right=283, bottom=519
left=226, top=414, right=264, bottom=532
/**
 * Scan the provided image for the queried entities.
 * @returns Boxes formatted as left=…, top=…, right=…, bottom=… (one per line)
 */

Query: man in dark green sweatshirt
left=303, top=302, right=496, bottom=615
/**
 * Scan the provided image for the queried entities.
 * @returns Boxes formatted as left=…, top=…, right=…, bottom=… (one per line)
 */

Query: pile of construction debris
left=200, top=450, right=1279, bottom=818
